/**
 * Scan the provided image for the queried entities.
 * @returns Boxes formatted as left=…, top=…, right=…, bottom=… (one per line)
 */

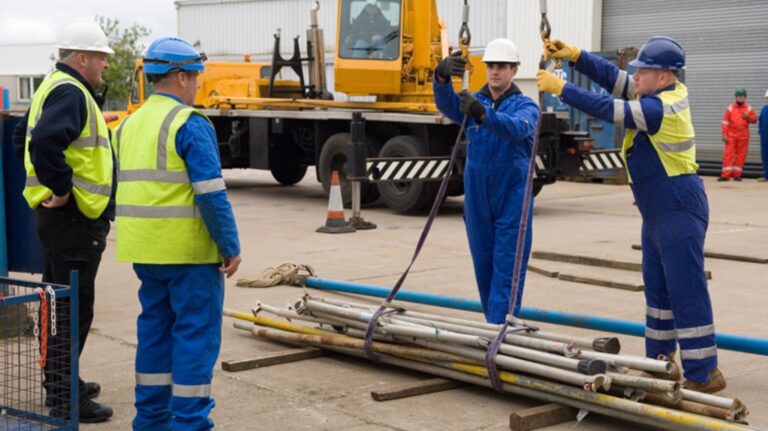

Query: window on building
left=17, top=76, right=44, bottom=101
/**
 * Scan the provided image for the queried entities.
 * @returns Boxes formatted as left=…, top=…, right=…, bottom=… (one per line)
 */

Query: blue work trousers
left=627, top=136, right=718, bottom=384
left=464, top=161, right=533, bottom=324
left=132, top=263, right=224, bottom=431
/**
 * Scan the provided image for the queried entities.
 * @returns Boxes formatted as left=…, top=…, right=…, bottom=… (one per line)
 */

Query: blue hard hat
left=144, top=37, right=206, bottom=74
left=629, top=36, right=685, bottom=71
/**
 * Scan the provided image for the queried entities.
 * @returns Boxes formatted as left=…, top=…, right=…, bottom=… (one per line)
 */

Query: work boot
left=733, top=176, right=743, bottom=182
left=45, top=381, right=101, bottom=407
left=717, top=176, right=729, bottom=182
left=757, top=177, right=768, bottom=182
left=683, top=368, right=727, bottom=394
left=50, top=399, right=113, bottom=423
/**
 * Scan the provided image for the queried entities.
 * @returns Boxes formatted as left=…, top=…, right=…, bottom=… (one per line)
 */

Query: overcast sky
left=0, top=0, right=178, bottom=48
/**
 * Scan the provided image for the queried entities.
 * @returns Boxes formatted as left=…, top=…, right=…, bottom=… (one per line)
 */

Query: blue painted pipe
left=304, top=277, right=768, bottom=356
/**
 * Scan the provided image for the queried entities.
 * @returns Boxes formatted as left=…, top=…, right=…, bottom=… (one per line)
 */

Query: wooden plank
left=633, top=244, right=768, bottom=264
left=371, top=378, right=464, bottom=401
left=510, top=403, right=577, bottom=431
left=557, top=273, right=644, bottom=292
left=537, top=250, right=712, bottom=279
left=533, top=250, right=642, bottom=271
left=527, top=264, right=559, bottom=278
left=221, top=347, right=324, bottom=372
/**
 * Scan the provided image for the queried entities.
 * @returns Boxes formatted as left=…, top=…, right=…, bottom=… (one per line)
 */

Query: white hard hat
left=482, top=38, right=520, bottom=63
left=55, top=21, right=114, bottom=55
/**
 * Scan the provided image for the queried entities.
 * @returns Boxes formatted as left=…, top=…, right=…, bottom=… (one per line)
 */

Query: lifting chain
left=539, top=0, right=560, bottom=72
left=458, top=0, right=472, bottom=90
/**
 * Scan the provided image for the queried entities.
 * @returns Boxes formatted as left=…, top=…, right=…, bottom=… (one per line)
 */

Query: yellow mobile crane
left=114, top=0, right=605, bottom=212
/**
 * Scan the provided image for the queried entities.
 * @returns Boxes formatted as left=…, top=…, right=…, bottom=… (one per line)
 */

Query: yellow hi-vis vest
left=114, top=94, right=220, bottom=264
left=23, top=70, right=113, bottom=219
left=622, top=81, right=698, bottom=180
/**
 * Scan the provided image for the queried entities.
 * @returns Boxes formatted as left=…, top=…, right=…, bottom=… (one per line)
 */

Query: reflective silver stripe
left=645, top=327, right=677, bottom=340
left=38, top=77, right=106, bottom=150
left=26, top=176, right=42, bottom=187
left=70, top=135, right=110, bottom=149
left=628, top=100, right=648, bottom=132
left=172, top=383, right=211, bottom=398
left=646, top=306, right=674, bottom=320
left=663, top=98, right=689, bottom=115
left=626, top=77, right=636, bottom=100
left=119, top=170, right=190, bottom=183
left=612, top=70, right=628, bottom=97
left=136, top=372, right=172, bottom=386
left=72, top=177, right=111, bottom=196
left=157, top=105, right=188, bottom=170
left=192, top=177, right=226, bottom=195
left=677, top=324, right=715, bottom=340
left=721, top=121, right=730, bottom=125
left=680, top=346, right=718, bottom=360
left=117, top=205, right=200, bottom=218
left=656, top=139, right=695, bottom=153
left=613, top=99, right=625, bottom=125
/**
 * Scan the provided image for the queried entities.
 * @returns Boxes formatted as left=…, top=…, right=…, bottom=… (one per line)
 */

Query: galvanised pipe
left=305, top=297, right=671, bottom=374
left=388, top=313, right=671, bottom=375
left=229, top=313, right=756, bottom=431
left=304, top=277, right=768, bottom=356
left=314, top=296, right=620, bottom=353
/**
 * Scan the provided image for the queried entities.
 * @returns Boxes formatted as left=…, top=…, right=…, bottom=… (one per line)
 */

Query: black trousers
left=35, top=199, right=110, bottom=406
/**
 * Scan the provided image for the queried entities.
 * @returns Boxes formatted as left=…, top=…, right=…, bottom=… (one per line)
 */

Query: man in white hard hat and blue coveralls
left=113, top=37, right=241, bottom=430
left=537, top=36, right=725, bottom=393
left=12, top=20, right=116, bottom=423
left=432, top=39, right=539, bottom=324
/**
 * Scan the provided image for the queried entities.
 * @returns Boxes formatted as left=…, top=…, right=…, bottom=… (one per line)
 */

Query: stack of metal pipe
left=225, top=294, right=753, bottom=431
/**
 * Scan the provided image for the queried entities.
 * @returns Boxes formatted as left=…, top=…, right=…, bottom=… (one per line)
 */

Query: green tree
left=97, top=16, right=150, bottom=108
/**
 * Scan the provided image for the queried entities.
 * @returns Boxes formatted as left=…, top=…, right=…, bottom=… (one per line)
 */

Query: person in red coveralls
left=719, top=87, right=757, bottom=181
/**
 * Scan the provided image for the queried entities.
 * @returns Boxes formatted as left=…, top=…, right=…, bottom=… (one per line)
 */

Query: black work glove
left=435, top=51, right=467, bottom=82
left=459, top=90, right=485, bottom=123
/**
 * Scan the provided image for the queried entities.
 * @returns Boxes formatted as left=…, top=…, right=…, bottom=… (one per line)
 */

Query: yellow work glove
left=536, top=70, right=566, bottom=96
left=543, top=39, right=581, bottom=62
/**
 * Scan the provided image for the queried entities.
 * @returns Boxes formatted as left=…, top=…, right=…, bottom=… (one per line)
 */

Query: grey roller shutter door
left=602, top=0, right=768, bottom=163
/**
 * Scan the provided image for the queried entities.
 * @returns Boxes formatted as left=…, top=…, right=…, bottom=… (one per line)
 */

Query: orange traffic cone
left=317, top=171, right=356, bottom=234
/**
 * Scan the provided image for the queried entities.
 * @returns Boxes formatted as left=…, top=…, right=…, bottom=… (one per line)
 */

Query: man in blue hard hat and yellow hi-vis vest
left=12, top=20, right=116, bottom=423
left=536, top=36, right=726, bottom=393
left=114, top=37, right=241, bottom=431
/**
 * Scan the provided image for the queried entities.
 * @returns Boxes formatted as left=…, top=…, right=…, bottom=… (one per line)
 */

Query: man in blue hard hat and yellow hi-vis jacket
left=114, top=37, right=241, bottom=430
left=536, top=36, right=726, bottom=393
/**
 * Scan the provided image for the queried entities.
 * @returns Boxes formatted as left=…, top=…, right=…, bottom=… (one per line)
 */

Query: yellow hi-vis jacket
left=622, top=81, right=698, bottom=179
left=114, top=95, right=220, bottom=264
left=23, top=70, right=113, bottom=219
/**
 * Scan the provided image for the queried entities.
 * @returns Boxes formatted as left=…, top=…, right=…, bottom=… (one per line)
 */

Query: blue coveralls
left=760, top=105, right=768, bottom=179
left=133, top=94, right=240, bottom=431
left=559, top=52, right=717, bottom=383
left=434, top=80, right=539, bottom=323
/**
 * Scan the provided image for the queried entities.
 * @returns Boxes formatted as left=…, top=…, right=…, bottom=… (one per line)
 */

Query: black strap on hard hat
left=144, top=53, right=208, bottom=66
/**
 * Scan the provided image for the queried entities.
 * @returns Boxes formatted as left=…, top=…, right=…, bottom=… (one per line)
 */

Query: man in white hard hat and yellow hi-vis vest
left=114, top=37, right=241, bottom=431
left=432, top=39, right=540, bottom=324
left=12, top=20, right=116, bottom=423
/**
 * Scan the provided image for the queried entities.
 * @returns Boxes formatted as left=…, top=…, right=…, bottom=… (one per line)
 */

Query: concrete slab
left=11, top=171, right=767, bottom=430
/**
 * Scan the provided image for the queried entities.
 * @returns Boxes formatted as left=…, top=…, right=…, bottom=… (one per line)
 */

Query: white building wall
left=176, top=0, right=602, bottom=100
left=507, top=0, right=601, bottom=99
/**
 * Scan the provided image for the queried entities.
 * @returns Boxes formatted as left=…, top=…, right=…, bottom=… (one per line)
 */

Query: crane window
left=339, top=0, right=401, bottom=60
